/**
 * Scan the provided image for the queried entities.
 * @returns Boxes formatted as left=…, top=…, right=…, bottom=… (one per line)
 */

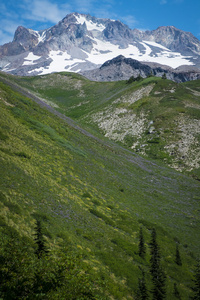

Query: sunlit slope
left=0, top=75, right=200, bottom=299
left=9, top=72, right=200, bottom=177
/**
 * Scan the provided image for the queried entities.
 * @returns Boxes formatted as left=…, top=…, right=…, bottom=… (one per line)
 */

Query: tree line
left=136, top=227, right=199, bottom=300
left=126, top=72, right=167, bottom=84
left=0, top=222, right=199, bottom=299
left=0, top=221, right=103, bottom=299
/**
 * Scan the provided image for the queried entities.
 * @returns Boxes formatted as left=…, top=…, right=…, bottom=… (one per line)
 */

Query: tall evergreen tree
left=136, top=74, right=143, bottom=81
left=127, top=76, right=136, bottom=84
left=34, top=220, right=48, bottom=259
left=175, top=245, right=182, bottom=266
left=136, top=269, right=149, bottom=300
left=139, top=227, right=146, bottom=259
left=173, top=283, right=181, bottom=299
left=191, top=261, right=200, bottom=300
left=149, top=228, right=166, bottom=300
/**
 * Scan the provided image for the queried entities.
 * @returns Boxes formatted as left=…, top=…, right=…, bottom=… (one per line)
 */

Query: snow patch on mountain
left=75, top=14, right=106, bottom=32
left=83, top=38, right=140, bottom=64
left=27, top=41, right=195, bottom=74
left=23, top=52, right=41, bottom=66
left=28, top=51, right=85, bottom=75
left=27, top=29, right=39, bottom=38
left=1, top=12, right=199, bottom=76
left=143, top=41, right=169, bottom=51
left=82, top=37, right=193, bottom=68
left=38, top=31, right=46, bottom=44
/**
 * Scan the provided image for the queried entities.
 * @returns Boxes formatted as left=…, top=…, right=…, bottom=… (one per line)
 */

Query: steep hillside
left=0, top=73, right=200, bottom=299
left=7, top=72, right=200, bottom=178
left=86, top=77, right=200, bottom=177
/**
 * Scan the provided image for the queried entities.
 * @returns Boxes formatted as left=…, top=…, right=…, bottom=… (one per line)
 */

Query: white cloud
left=2, top=20, right=21, bottom=35
left=0, top=30, right=13, bottom=45
left=0, top=0, right=68, bottom=44
left=23, top=0, right=66, bottom=23
left=0, top=19, right=24, bottom=45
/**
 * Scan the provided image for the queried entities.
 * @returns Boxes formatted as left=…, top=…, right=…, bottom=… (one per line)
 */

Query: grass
left=0, top=73, right=200, bottom=298
left=9, top=74, right=200, bottom=176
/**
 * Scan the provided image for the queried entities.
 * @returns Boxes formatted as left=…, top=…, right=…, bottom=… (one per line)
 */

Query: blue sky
left=0, top=0, right=200, bottom=45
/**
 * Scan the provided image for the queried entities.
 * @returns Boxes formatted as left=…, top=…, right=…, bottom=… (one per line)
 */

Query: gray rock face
left=0, top=12, right=200, bottom=79
left=143, top=26, right=200, bottom=55
left=81, top=55, right=200, bottom=82
left=103, top=20, right=136, bottom=46
left=13, top=26, right=39, bottom=50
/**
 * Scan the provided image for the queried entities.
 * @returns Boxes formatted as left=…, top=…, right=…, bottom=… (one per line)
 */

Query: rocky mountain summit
left=0, top=12, right=200, bottom=79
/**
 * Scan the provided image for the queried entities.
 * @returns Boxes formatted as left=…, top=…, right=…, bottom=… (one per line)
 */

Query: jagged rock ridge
left=0, top=12, right=200, bottom=78
left=81, top=55, right=200, bottom=82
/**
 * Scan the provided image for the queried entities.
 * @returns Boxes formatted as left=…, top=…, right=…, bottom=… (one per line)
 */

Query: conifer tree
left=127, top=75, right=136, bottom=84
left=175, top=245, right=182, bottom=266
left=136, top=269, right=149, bottom=300
left=136, top=74, right=143, bottom=81
left=139, top=227, right=146, bottom=259
left=34, top=220, right=48, bottom=259
left=149, top=228, right=166, bottom=300
left=191, top=261, right=200, bottom=300
left=173, top=283, right=181, bottom=299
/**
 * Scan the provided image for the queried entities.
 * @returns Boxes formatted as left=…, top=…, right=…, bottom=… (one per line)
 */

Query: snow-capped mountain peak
left=0, top=12, right=200, bottom=77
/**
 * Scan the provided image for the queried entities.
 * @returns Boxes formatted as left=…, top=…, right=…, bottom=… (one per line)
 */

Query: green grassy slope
left=0, top=74, right=200, bottom=299
left=8, top=72, right=200, bottom=178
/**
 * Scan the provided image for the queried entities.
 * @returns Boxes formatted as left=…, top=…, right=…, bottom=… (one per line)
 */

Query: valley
left=6, top=71, right=200, bottom=177
left=0, top=71, right=200, bottom=299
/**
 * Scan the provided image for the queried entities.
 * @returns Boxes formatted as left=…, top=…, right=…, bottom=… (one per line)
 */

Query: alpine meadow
left=0, top=9, right=200, bottom=300
left=0, top=70, right=200, bottom=299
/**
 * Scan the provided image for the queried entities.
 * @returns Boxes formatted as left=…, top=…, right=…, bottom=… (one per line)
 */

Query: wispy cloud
left=72, top=0, right=116, bottom=19
left=0, top=18, right=24, bottom=44
left=160, top=0, right=184, bottom=4
left=22, top=0, right=66, bottom=23
left=73, top=0, right=95, bottom=13
left=197, top=19, right=200, bottom=38
left=160, top=0, right=167, bottom=4
left=173, top=0, right=184, bottom=3
left=0, top=30, right=13, bottom=45
left=120, top=15, right=137, bottom=28
left=0, top=0, right=139, bottom=45
left=1, top=20, right=20, bottom=35
left=0, top=0, right=70, bottom=44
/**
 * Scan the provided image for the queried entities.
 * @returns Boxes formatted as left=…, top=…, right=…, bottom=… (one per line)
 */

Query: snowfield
left=27, top=39, right=194, bottom=75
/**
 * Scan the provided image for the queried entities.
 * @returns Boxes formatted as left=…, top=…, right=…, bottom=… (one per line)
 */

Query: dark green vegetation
left=191, top=261, right=200, bottom=300
left=149, top=228, right=166, bottom=299
left=0, top=226, right=101, bottom=299
left=0, top=72, right=200, bottom=299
